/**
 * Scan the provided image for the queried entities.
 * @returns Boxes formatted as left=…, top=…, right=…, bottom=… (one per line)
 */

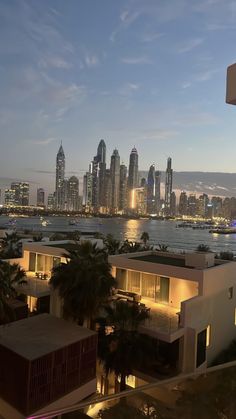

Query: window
left=127, top=270, right=140, bottom=294
left=29, top=252, right=36, bottom=271
left=196, top=329, right=207, bottom=367
left=141, top=273, right=156, bottom=299
left=228, top=287, right=233, bottom=299
left=206, top=325, right=211, bottom=347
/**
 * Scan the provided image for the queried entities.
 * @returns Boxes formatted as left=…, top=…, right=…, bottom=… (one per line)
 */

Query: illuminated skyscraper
left=92, top=139, right=106, bottom=208
left=110, top=149, right=120, bottom=212
left=155, top=170, right=161, bottom=213
left=127, top=147, right=138, bottom=208
left=83, top=168, right=93, bottom=209
left=67, top=176, right=79, bottom=211
left=119, top=164, right=127, bottom=211
left=55, top=143, right=65, bottom=210
left=164, top=157, right=173, bottom=216
left=37, top=188, right=45, bottom=207
left=147, top=164, right=156, bottom=214
left=179, top=191, right=188, bottom=216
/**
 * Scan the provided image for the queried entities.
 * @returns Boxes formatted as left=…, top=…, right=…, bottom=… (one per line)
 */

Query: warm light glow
left=131, top=188, right=136, bottom=209
left=234, top=309, right=236, bottom=325
left=206, top=325, right=211, bottom=347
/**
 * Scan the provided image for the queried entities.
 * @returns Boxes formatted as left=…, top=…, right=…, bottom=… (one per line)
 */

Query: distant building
left=140, top=177, right=146, bottom=188
left=5, top=182, right=29, bottom=206
left=170, top=191, right=176, bottom=216
left=164, top=157, right=173, bottom=216
left=197, top=194, right=209, bottom=218
left=37, top=188, right=45, bottom=207
left=67, top=176, right=79, bottom=211
left=104, top=169, right=112, bottom=211
left=83, top=169, right=93, bottom=209
left=155, top=170, right=161, bottom=214
left=119, top=164, right=127, bottom=211
left=127, top=147, right=138, bottom=208
left=188, top=194, right=197, bottom=217
left=147, top=164, right=156, bottom=214
left=179, top=191, right=188, bottom=216
left=110, top=149, right=120, bottom=212
left=47, top=193, right=55, bottom=210
left=91, top=140, right=106, bottom=209
left=211, top=196, right=223, bottom=218
left=55, top=143, right=65, bottom=210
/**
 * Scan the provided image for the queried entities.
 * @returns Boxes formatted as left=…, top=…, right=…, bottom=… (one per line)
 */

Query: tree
left=50, top=241, right=116, bottom=327
left=141, top=232, right=149, bottom=246
left=33, top=233, right=43, bottom=242
left=119, top=240, right=142, bottom=254
left=98, top=300, right=157, bottom=391
left=216, top=251, right=234, bottom=261
left=0, top=232, right=21, bottom=258
left=0, top=261, right=26, bottom=324
left=104, top=234, right=121, bottom=255
left=196, top=244, right=210, bottom=252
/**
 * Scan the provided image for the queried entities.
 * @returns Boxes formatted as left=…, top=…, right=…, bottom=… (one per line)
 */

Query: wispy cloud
left=119, top=83, right=140, bottom=96
left=84, top=53, right=99, bottom=68
left=29, top=138, right=57, bottom=146
left=177, top=38, right=204, bottom=53
left=39, top=55, right=72, bottom=69
left=181, top=82, right=192, bottom=89
left=141, top=32, right=164, bottom=42
left=121, top=56, right=151, bottom=64
left=139, top=129, right=179, bottom=141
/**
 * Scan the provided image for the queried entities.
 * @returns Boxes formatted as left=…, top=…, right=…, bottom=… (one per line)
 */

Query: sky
left=0, top=0, right=236, bottom=199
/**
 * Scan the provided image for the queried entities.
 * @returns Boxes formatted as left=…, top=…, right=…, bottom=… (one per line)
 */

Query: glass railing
left=27, top=360, right=236, bottom=419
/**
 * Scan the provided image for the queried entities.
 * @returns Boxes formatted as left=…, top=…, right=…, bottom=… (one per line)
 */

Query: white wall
left=169, top=278, right=199, bottom=309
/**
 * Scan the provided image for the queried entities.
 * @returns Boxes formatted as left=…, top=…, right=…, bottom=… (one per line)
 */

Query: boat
left=209, top=228, right=236, bottom=234
left=68, top=219, right=79, bottom=226
left=41, top=219, right=51, bottom=227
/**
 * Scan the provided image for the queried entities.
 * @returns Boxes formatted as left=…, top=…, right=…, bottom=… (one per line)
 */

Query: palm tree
left=140, top=232, right=149, bottom=246
left=33, top=233, right=43, bottom=242
left=98, top=300, right=157, bottom=391
left=0, top=261, right=26, bottom=324
left=1, top=232, right=21, bottom=258
left=104, top=234, right=121, bottom=255
left=119, top=240, right=142, bottom=254
left=50, top=241, right=116, bottom=327
left=196, top=244, right=210, bottom=252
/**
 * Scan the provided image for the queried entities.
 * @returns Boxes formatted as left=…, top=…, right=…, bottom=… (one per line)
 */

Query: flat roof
left=0, top=314, right=96, bottom=360
left=131, top=254, right=186, bottom=267
left=44, top=242, right=78, bottom=252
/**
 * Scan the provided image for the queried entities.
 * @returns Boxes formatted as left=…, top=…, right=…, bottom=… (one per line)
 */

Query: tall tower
left=67, top=176, right=79, bottom=211
left=92, top=139, right=106, bottom=208
left=127, top=147, right=138, bottom=208
left=155, top=170, right=161, bottom=213
left=164, top=157, right=173, bottom=216
left=110, top=149, right=120, bottom=212
left=119, top=164, right=127, bottom=211
left=147, top=164, right=156, bottom=214
left=55, top=143, right=65, bottom=210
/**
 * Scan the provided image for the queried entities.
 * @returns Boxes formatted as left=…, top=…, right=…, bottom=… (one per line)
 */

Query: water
left=1, top=215, right=236, bottom=253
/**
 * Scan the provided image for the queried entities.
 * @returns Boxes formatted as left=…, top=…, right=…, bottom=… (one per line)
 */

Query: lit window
left=228, top=287, right=233, bottom=299
left=206, top=325, right=211, bottom=347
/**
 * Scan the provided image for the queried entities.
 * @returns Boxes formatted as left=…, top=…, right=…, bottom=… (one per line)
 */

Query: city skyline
left=0, top=0, right=236, bottom=193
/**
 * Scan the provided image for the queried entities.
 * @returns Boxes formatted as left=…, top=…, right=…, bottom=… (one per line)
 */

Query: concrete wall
left=202, top=261, right=236, bottom=296
left=169, top=278, right=199, bottom=309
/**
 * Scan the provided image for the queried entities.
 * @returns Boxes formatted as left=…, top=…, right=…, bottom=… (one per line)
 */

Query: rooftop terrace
left=131, top=254, right=186, bottom=267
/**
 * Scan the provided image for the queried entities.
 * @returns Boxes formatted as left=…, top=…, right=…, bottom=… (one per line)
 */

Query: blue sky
left=0, top=0, right=236, bottom=197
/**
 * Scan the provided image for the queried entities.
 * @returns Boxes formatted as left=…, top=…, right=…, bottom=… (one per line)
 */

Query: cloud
left=181, top=82, right=192, bottom=89
left=141, top=32, right=164, bottom=42
left=29, top=138, right=57, bottom=146
left=194, top=68, right=221, bottom=82
left=39, top=55, right=72, bottom=69
left=119, top=83, right=140, bottom=96
left=177, top=38, right=204, bottom=53
left=139, top=129, right=179, bottom=141
left=84, top=53, right=99, bottom=68
left=121, top=56, right=151, bottom=64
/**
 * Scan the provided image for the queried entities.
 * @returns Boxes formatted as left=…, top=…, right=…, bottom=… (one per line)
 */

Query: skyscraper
left=83, top=170, right=93, bottom=209
left=119, top=164, right=127, bottom=211
left=170, top=191, right=176, bottom=216
left=91, top=140, right=106, bottom=208
left=110, top=149, right=120, bottom=212
left=127, top=147, right=138, bottom=208
left=179, top=191, right=188, bottom=216
left=67, top=176, right=79, bottom=211
left=147, top=164, right=156, bottom=214
left=55, top=143, right=65, bottom=210
left=37, top=188, right=45, bottom=207
left=164, top=157, right=173, bottom=216
left=155, top=170, right=161, bottom=214
left=6, top=182, right=30, bottom=206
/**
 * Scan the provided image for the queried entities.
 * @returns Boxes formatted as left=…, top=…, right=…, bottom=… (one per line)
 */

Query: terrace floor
left=15, top=273, right=50, bottom=297
left=140, top=298, right=181, bottom=335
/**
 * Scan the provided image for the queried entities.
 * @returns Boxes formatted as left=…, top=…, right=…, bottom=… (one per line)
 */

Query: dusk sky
left=0, top=0, right=236, bottom=197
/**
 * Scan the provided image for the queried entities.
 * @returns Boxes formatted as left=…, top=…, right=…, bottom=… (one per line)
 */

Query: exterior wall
left=181, top=285, right=236, bottom=371
left=169, top=278, right=199, bottom=309
left=50, top=289, right=64, bottom=318
left=202, top=261, right=236, bottom=296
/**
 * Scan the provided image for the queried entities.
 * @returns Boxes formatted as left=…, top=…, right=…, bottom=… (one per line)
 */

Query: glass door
left=159, top=276, right=170, bottom=304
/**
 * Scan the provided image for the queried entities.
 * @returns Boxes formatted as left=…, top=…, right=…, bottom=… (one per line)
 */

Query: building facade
left=55, top=144, right=65, bottom=210
left=164, top=157, right=173, bottom=216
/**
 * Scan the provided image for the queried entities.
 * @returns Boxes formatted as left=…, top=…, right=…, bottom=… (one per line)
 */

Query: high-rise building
left=211, top=196, right=223, bottom=218
left=140, top=177, right=146, bottom=188
left=179, top=191, right=188, bottom=216
left=127, top=147, right=138, bottom=208
left=37, top=188, right=45, bottom=207
left=187, top=194, right=197, bottom=217
left=197, top=194, right=209, bottom=218
left=110, top=149, right=120, bottom=212
left=119, top=164, right=127, bottom=211
left=5, top=182, right=30, bottom=206
left=104, top=169, right=112, bottom=211
left=47, top=193, right=55, bottom=210
left=91, top=140, right=107, bottom=209
left=4, top=188, right=15, bottom=205
left=147, top=164, right=156, bottom=214
left=55, top=143, right=65, bottom=210
left=170, top=191, right=176, bottom=216
left=155, top=170, right=161, bottom=214
left=67, top=176, right=79, bottom=211
left=164, top=157, right=173, bottom=216
left=83, top=170, right=93, bottom=209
